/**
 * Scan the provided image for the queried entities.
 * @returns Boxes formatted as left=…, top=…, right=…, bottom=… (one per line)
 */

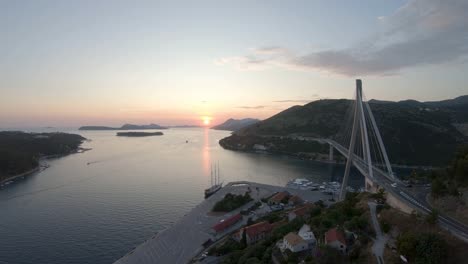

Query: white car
left=391, top=183, right=397, bottom=188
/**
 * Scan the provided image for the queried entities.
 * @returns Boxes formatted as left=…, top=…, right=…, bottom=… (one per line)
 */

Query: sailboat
left=204, top=162, right=223, bottom=198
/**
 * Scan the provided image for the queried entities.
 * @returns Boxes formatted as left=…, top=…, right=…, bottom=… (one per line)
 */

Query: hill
left=211, top=118, right=260, bottom=131
left=0, top=131, right=85, bottom=182
left=220, top=97, right=468, bottom=166
left=79, top=123, right=167, bottom=130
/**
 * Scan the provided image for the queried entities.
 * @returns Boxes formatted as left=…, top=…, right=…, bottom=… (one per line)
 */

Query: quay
left=114, top=181, right=329, bottom=264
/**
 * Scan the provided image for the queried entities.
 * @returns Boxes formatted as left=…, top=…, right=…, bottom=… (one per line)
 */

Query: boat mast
left=217, top=162, right=220, bottom=185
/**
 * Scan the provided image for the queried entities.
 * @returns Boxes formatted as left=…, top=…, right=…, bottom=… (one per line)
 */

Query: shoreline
left=0, top=147, right=91, bottom=187
left=221, top=146, right=438, bottom=170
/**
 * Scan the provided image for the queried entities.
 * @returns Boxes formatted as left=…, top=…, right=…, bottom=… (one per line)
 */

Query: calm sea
left=0, top=128, right=364, bottom=264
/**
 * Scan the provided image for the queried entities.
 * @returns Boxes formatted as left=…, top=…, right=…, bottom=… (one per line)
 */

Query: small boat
left=205, top=162, right=223, bottom=198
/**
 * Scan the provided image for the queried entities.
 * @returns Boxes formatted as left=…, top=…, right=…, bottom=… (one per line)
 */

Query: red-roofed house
left=288, top=195, right=304, bottom=206
left=288, top=203, right=314, bottom=221
left=325, top=228, right=347, bottom=253
left=268, top=191, right=289, bottom=205
left=244, top=221, right=272, bottom=245
left=212, top=213, right=242, bottom=234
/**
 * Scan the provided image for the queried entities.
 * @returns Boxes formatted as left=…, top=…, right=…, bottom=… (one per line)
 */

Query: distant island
left=0, top=131, right=85, bottom=183
left=116, top=132, right=163, bottom=137
left=79, top=123, right=168, bottom=130
left=211, top=118, right=260, bottom=131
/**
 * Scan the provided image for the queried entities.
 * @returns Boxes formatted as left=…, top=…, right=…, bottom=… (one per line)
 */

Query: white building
left=282, top=232, right=308, bottom=253
left=298, top=224, right=316, bottom=247
left=253, top=144, right=267, bottom=151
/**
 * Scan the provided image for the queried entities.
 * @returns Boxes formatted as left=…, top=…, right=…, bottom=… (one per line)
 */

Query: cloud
left=217, top=0, right=468, bottom=76
left=236, top=105, right=266, bottom=109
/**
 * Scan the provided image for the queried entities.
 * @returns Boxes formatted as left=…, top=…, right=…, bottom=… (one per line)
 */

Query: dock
left=113, top=181, right=329, bottom=264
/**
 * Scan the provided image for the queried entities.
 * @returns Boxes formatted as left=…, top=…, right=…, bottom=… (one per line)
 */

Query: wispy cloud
left=236, top=105, right=266, bottom=109
left=217, top=0, right=468, bottom=76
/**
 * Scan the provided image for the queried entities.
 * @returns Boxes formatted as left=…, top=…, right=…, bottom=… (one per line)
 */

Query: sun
left=202, top=116, right=211, bottom=126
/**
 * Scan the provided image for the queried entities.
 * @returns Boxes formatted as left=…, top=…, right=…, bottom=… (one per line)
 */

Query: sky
left=1, top=0, right=467, bottom=128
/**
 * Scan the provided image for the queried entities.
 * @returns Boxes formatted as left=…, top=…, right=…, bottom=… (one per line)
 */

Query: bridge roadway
left=326, top=139, right=468, bottom=242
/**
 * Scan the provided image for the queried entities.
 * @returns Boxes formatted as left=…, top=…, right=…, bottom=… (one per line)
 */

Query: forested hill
left=0, top=132, right=85, bottom=182
left=223, top=96, right=468, bottom=166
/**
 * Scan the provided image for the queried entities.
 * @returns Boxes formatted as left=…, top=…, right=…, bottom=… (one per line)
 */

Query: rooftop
left=284, top=232, right=306, bottom=246
left=212, top=213, right=242, bottom=233
left=245, top=221, right=272, bottom=237
left=290, top=203, right=314, bottom=216
left=269, top=191, right=289, bottom=203
left=325, top=228, right=346, bottom=245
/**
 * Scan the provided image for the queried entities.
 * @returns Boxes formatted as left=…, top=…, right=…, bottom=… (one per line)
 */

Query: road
left=327, top=139, right=468, bottom=242
left=368, top=202, right=388, bottom=264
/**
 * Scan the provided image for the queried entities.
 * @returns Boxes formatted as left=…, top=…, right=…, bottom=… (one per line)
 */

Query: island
left=79, top=123, right=168, bottom=130
left=116, top=132, right=163, bottom=137
left=0, top=131, right=86, bottom=184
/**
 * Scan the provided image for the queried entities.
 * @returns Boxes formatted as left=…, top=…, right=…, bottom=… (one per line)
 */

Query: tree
left=431, top=178, right=447, bottom=198
left=397, top=232, right=448, bottom=264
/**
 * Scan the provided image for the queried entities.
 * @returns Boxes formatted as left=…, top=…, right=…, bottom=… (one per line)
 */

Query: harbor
left=114, top=181, right=330, bottom=264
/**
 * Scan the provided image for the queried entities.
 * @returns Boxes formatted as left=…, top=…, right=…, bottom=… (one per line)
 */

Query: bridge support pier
left=329, top=144, right=334, bottom=161
left=365, top=178, right=379, bottom=193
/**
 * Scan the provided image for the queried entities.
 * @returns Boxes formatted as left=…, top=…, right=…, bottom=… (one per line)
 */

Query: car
left=391, top=183, right=397, bottom=188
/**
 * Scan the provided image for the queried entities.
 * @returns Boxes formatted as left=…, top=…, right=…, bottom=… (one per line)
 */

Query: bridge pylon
left=339, top=79, right=393, bottom=200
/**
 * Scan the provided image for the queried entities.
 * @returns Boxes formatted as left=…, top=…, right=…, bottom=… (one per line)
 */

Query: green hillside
left=220, top=97, right=468, bottom=166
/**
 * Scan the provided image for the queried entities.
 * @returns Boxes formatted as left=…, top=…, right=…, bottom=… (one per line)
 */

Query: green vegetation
left=212, top=193, right=374, bottom=264
left=0, top=131, right=85, bottom=182
left=220, top=135, right=329, bottom=157
left=411, top=145, right=468, bottom=198
left=397, top=232, right=448, bottom=264
left=221, top=98, right=468, bottom=166
left=379, top=204, right=465, bottom=263
left=212, top=192, right=253, bottom=212
left=307, top=193, right=371, bottom=238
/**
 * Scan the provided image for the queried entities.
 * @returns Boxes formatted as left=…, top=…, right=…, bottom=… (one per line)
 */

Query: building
left=253, top=144, right=267, bottom=151
left=288, top=203, right=314, bottom=221
left=298, top=224, right=316, bottom=247
left=282, top=232, right=308, bottom=253
left=212, top=213, right=242, bottom=234
left=288, top=195, right=304, bottom=206
left=268, top=191, right=289, bottom=205
left=325, top=228, right=347, bottom=253
left=244, top=221, right=272, bottom=245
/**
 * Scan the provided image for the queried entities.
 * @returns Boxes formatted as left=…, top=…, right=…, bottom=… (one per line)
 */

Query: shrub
left=212, top=192, right=253, bottom=212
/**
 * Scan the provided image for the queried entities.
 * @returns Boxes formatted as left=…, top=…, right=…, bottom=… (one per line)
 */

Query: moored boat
left=204, top=163, right=223, bottom=198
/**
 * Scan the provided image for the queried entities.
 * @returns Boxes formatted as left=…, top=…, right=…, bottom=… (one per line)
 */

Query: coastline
left=0, top=147, right=91, bottom=187
left=0, top=166, right=41, bottom=186
left=220, top=146, right=438, bottom=171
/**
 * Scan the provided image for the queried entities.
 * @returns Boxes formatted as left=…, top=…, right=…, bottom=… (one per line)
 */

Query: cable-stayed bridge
left=318, top=79, right=468, bottom=241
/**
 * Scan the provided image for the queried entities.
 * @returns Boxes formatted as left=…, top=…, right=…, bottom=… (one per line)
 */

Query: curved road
left=326, top=139, right=468, bottom=242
